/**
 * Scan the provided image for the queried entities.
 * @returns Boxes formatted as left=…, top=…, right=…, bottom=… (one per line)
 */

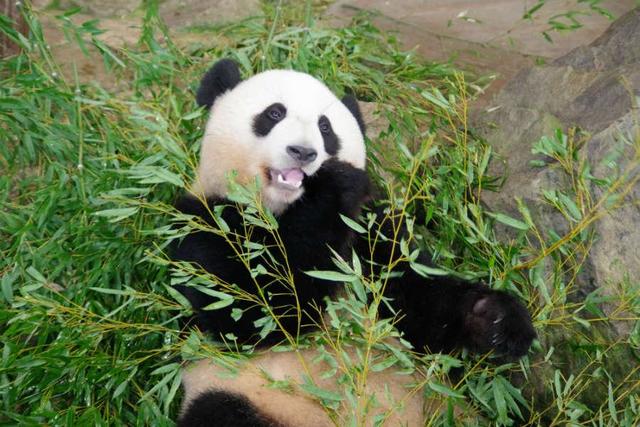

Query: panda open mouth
left=268, top=168, right=304, bottom=191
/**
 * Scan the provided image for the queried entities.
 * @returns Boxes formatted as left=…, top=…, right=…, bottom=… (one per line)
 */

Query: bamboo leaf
left=305, top=270, right=356, bottom=282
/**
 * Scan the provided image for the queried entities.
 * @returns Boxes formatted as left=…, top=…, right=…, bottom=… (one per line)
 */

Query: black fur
left=196, top=59, right=242, bottom=109
left=341, top=94, right=366, bottom=136
left=355, top=205, right=536, bottom=357
left=172, top=159, right=371, bottom=344
left=178, top=390, right=283, bottom=427
left=173, top=163, right=535, bottom=356
left=318, top=115, right=340, bottom=155
left=253, top=103, right=287, bottom=137
left=175, top=60, right=535, bottom=423
left=383, top=270, right=535, bottom=357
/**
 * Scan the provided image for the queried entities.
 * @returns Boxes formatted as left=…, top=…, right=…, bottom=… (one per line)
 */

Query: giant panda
left=170, top=59, right=536, bottom=426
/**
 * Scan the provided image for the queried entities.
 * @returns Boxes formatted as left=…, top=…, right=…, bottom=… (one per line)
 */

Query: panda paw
left=464, top=291, right=536, bottom=358
left=311, top=159, right=371, bottom=215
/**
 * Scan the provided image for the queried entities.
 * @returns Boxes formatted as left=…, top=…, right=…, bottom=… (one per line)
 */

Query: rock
left=359, top=101, right=389, bottom=140
left=476, top=10, right=640, bottom=418
left=33, top=0, right=262, bottom=29
left=583, top=111, right=640, bottom=289
left=478, top=7, right=640, bottom=292
left=40, top=0, right=139, bottom=18
left=159, top=0, right=261, bottom=28
left=325, top=1, right=637, bottom=109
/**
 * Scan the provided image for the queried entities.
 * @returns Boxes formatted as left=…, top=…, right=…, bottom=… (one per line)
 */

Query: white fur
left=191, top=69, right=366, bottom=214
left=181, top=342, right=434, bottom=427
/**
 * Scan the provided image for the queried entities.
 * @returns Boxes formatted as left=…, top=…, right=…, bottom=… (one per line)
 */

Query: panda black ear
left=196, top=59, right=242, bottom=109
left=341, top=94, right=366, bottom=136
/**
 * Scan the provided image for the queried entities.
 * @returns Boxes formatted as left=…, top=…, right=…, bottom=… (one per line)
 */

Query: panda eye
left=318, top=117, right=331, bottom=134
left=268, top=106, right=285, bottom=121
left=254, top=103, right=286, bottom=136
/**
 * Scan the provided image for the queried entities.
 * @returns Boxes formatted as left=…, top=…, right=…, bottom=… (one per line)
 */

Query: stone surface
left=359, top=101, right=389, bottom=140
left=159, top=0, right=261, bottom=28
left=38, top=0, right=140, bottom=18
left=328, top=0, right=636, bottom=59
left=474, top=11, right=640, bottom=414
left=477, top=8, right=640, bottom=292
left=28, top=0, right=261, bottom=89
left=326, top=0, right=637, bottom=106
left=35, top=0, right=262, bottom=23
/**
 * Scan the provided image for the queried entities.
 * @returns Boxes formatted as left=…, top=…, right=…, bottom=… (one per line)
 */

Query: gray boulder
left=478, top=8, right=640, bottom=296
left=476, top=9, right=640, bottom=417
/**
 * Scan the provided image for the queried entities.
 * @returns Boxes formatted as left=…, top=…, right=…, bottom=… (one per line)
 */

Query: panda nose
left=286, top=145, right=317, bottom=165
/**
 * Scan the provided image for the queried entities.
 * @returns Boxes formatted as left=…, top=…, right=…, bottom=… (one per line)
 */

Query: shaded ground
left=27, top=0, right=260, bottom=90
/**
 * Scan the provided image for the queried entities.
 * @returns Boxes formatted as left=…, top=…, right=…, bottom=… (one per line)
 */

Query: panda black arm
left=171, top=195, right=276, bottom=341
left=382, top=269, right=535, bottom=358
left=171, top=160, right=370, bottom=345
left=269, top=159, right=371, bottom=323
left=296, top=158, right=371, bottom=218
left=171, top=193, right=327, bottom=345
left=357, top=205, right=535, bottom=358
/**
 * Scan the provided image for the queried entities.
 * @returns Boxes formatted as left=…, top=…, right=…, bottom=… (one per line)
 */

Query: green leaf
left=572, top=315, right=590, bottom=329
left=94, top=207, right=139, bottom=223
left=339, top=214, right=366, bottom=234
left=231, top=308, right=243, bottom=321
left=351, top=250, right=362, bottom=276
left=558, top=192, right=582, bottom=221
left=523, top=1, right=545, bottom=20
left=493, top=377, right=509, bottom=424
left=150, top=363, right=181, bottom=376
left=165, top=285, right=193, bottom=309
left=428, top=381, right=465, bottom=399
left=203, top=297, right=235, bottom=311
left=113, top=380, right=129, bottom=399
left=182, top=110, right=204, bottom=121
left=608, top=382, right=618, bottom=423
left=371, top=356, right=398, bottom=372
left=421, top=88, right=452, bottom=111
left=300, top=377, right=343, bottom=402
left=305, top=270, right=356, bottom=282
left=410, top=263, right=449, bottom=277
left=487, top=212, right=530, bottom=231
left=25, top=266, right=47, bottom=283
left=350, top=278, right=367, bottom=303
left=89, top=287, right=134, bottom=295
left=165, top=367, right=183, bottom=413
left=1, top=270, right=16, bottom=303
left=139, top=369, right=179, bottom=403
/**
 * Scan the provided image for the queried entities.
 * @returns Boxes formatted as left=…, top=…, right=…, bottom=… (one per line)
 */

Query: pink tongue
left=281, top=168, right=304, bottom=183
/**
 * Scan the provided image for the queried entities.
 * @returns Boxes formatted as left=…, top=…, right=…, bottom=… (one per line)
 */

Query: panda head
left=191, top=59, right=367, bottom=214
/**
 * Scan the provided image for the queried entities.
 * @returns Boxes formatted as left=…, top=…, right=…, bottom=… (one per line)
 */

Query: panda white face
left=192, top=66, right=366, bottom=214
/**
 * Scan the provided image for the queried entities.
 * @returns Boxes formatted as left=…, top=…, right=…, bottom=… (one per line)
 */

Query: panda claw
left=465, top=292, right=536, bottom=358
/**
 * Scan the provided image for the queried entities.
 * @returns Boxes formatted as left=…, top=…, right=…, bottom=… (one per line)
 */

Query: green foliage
left=522, top=0, right=615, bottom=43
left=1, top=1, right=639, bottom=426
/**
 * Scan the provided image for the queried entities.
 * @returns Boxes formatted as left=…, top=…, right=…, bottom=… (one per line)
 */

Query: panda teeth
left=275, top=171, right=302, bottom=189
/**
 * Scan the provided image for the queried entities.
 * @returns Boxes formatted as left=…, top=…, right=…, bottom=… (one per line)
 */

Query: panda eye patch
left=318, top=115, right=340, bottom=155
left=318, top=116, right=331, bottom=134
left=253, top=103, right=287, bottom=137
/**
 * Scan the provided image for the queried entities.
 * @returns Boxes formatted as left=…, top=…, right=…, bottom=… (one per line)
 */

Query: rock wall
left=478, top=8, right=640, bottom=294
